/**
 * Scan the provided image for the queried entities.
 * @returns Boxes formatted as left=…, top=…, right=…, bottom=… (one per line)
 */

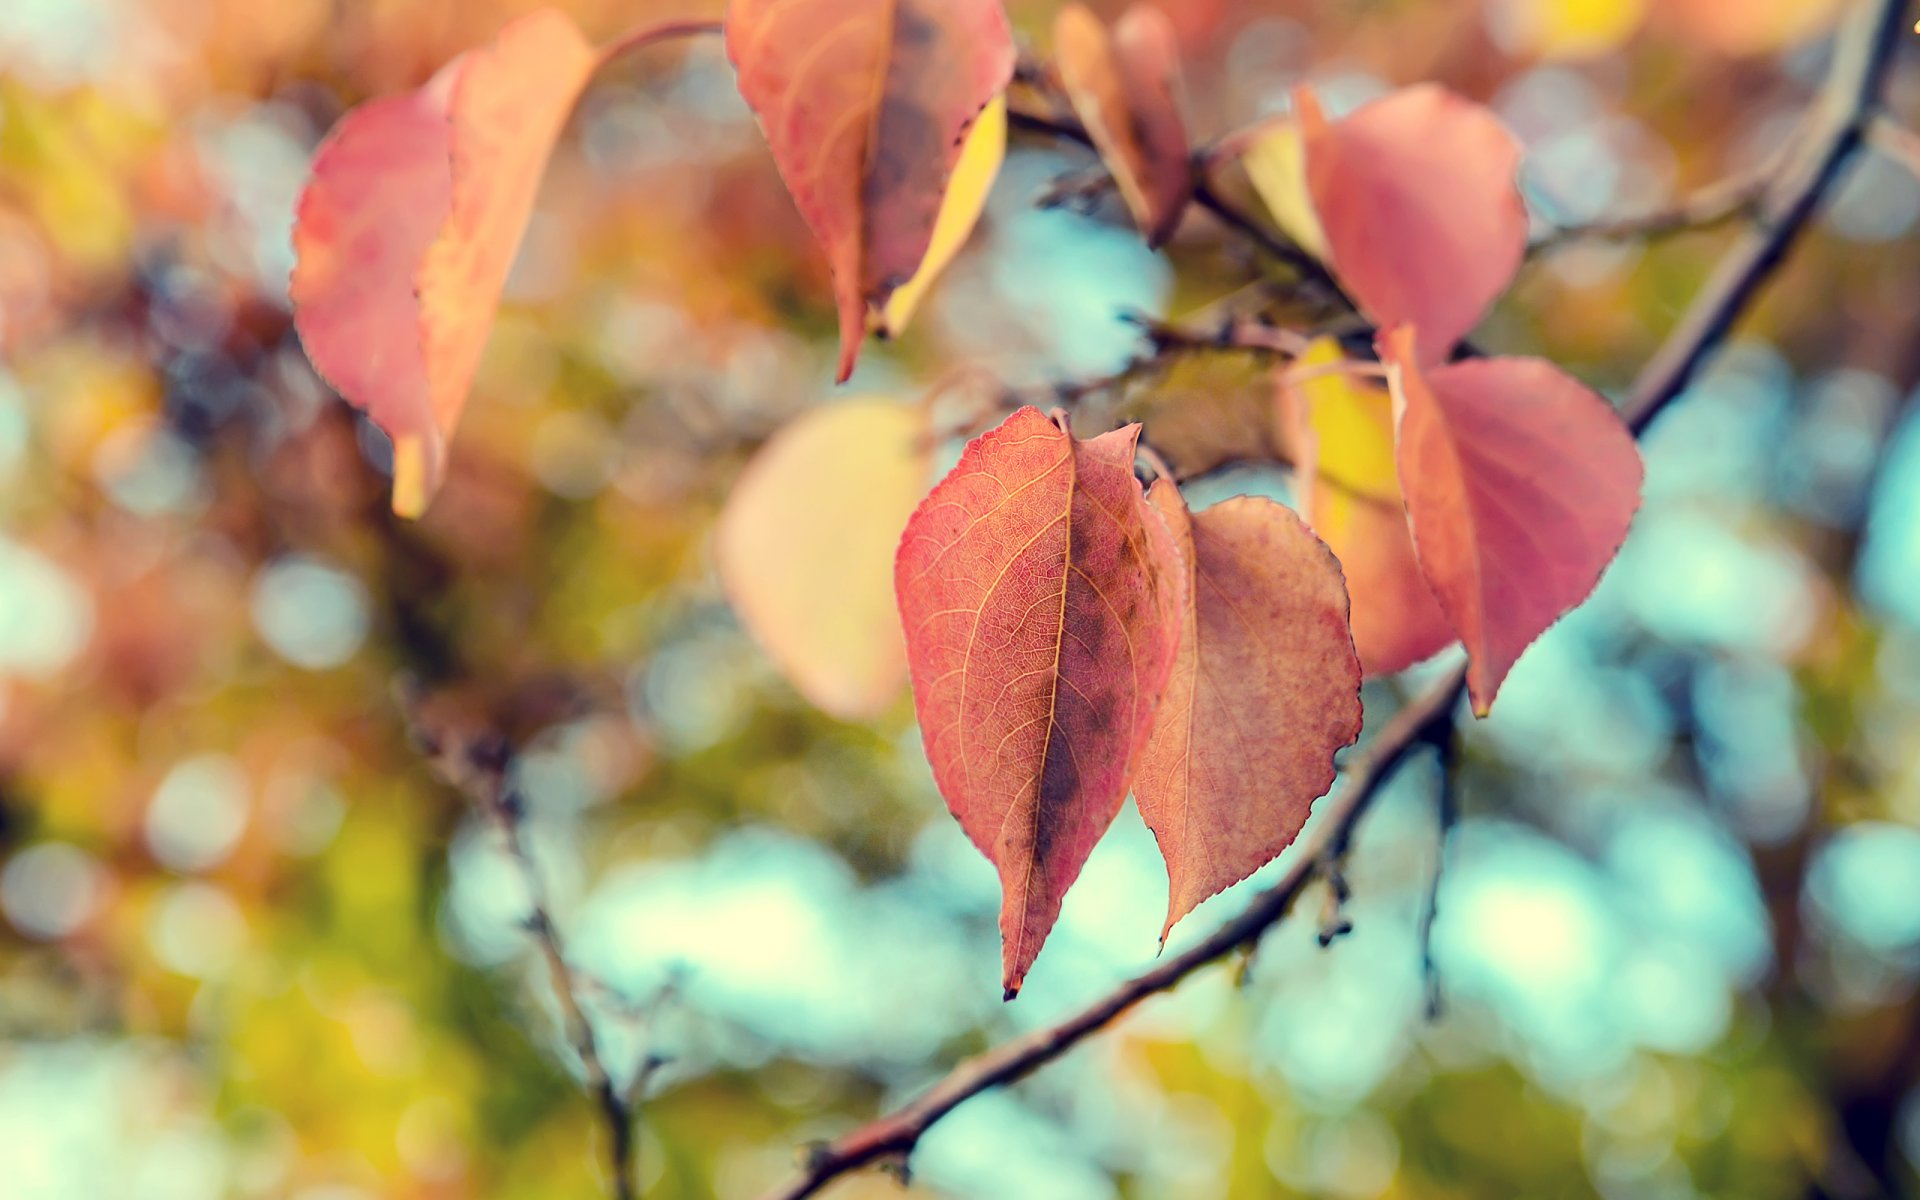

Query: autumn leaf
left=1297, top=84, right=1527, bottom=365
left=1380, top=326, right=1642, bottom=715
left=290, top=8, right=597, bottom=517
left=717, top=400, right=930, bottom=721
left=1133, top=483, right=1361, bottom=938
left=1278, top=338, right=1453, bottom=676
left=1054, top=2, right=1193, bottom=247
left=895, top=407, right=1185, bottom=995
left=726, top=0, right=1015, bottom=382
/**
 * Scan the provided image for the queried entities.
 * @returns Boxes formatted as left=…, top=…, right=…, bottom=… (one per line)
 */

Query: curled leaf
left=726, top=0, right=1015, bottom=382
left=1278, top=338, right=1453, bottom=676
left=1134, top=484, right=1362, bottom=938
left=878, top=96, right=1007, bottom=338
left=717, top=400, right=930, bottom=720
left=1381, top=326, right=1642, bottom=715
left=895, top=408, right=1185, bottom=995
left=1298, top=84, right=1527, bottom=364
left=290, top=8, right=597, bottom=516
left=1054, top=2, right=1193, bottom=247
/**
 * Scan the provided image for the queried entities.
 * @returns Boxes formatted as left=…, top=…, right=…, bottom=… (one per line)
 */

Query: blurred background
left=5, top=0, right=1920, bottom=1196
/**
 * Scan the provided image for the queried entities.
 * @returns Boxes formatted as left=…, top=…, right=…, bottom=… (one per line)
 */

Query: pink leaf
left=1382, top=326, right=1643, bottom=714
left=1300, top=84, right=1527, bottom=364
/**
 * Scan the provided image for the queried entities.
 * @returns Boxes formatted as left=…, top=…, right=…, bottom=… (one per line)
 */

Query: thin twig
left=1530, top=161, right=1774, bottom=254
left=757, top=3, right=1907, bottom=1195
left=396, top=685, right=642, bottom=1200
left=1008, top=102, right=1331, bottom=283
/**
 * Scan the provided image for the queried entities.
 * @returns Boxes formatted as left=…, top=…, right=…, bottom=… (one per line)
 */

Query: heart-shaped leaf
left=1054, top=2, right=1193, bottom=247
left=896, top=407, right=1185, bottom=995
left=726, top=0, right=1015, bottom=382
left=1381, top=326, right=1642, bottom=714
left=1133, top=484, right=1361, bottom=938
left=718, top=399, right=931, bottom=720
left=1298, top=84, right=1527, bottom=364
left=291, top=8, right=597, bottom=516
left=1277, top=338, right=1454, bottom=676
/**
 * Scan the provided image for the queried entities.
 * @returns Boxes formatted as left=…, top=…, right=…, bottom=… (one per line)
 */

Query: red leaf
left=895, top=408, right=1185, bottom=995
left=1133, top=485, right=1362, bottom=938
left=1277, top=338, right=1453, bottom=676
left=1300, top=84, right=1527, bottom=364
left=1054, top=3, right=1193, bottom=247
left=717, top=400, right=929, bottom=720
left=291, top=9, right=596, bottom=516
left=1381, top=326, right=1643, bottom=715
left=726, top=0, right=1015, bottom=382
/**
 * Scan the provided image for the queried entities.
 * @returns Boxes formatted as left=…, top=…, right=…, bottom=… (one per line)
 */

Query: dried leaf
left=717, top=400, right=930, bottom=720
left=726, top=0, right=1015, bottom=381
left=1054, top=3, right=1193, bottom=247
left=895, top=407, right=1185, bottom=995
left=1381, top=326, right=1642, bottom=715
left=1278, top=339, right=1453, bottom=676
left=1299, top=84, right=1526, bottom=364
left=291, top=9, right=597, bottom=516
left=1134, top=484, right=1361, bottom=937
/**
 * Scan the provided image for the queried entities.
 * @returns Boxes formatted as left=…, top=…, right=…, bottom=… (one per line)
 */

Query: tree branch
left=397, top=685, right=642, bottom=1200
left=1529, top=164, right=1771, bottom=253
left=758, top=674, right=1465, bottom=1200
left=761, top=3, right=1907, bottom=1196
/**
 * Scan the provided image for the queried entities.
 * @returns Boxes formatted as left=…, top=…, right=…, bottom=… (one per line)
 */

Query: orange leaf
left=1134, top=484, right=1361, bottom=938
left=726, top=0, right=1015, bottom=382
left=1054, top=3, right=1193, bottom=247
left=1277, top=338, right=1454, bottom=676
left=291, top=9, right=596, bottom=516
left=1299, top=84, right=1526, bottom=364
left=1381, top=327, right=1642, bottom=715
left=717, top=400, right=930, bottom=720
left=895, top=408, right=1185, bottom=995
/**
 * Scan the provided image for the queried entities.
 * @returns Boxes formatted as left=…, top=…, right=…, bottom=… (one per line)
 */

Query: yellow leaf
left=879, top=95, right=1007, bottom=339
left=1242, top=120, right=1326, bottom=261
left=1289, top=338, right=1395, bottom=505
left=716, top=399, right=930, bottom=719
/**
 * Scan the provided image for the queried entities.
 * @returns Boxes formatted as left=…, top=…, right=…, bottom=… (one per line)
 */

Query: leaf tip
left=391, top=435, right=431, bottom=519
left=1002, top=984, right=1020, bottom=1003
